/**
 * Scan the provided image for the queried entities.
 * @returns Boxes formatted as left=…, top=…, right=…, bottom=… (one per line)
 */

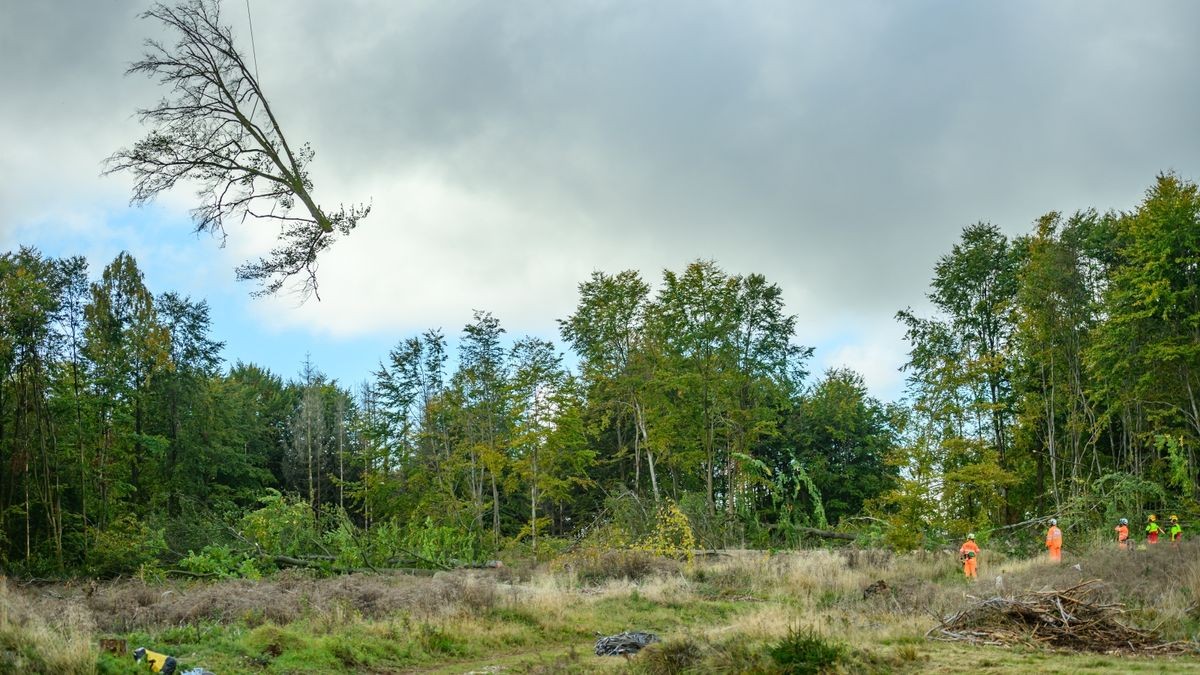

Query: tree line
left=2, top=173, right=1198, bottom=575
left=0, top=247, right=897, bottom=574
left=879, top=173, right=1200, bottom=548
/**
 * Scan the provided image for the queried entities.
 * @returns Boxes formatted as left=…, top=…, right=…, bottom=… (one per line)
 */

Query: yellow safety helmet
left=1149, top=514, right=1157, bottom=522
left=1171, top=515, right=1179, bottom=522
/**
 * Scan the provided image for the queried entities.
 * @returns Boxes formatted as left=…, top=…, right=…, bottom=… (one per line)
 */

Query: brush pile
left=928, top=580, right=1194, bottom=654
left=595, top=631, right=659, bottom=656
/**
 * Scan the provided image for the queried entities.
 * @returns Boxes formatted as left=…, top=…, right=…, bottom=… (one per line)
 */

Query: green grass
left=86, top=588, right=753, bottom=673
left=913, top=642, right=1200, bottom=674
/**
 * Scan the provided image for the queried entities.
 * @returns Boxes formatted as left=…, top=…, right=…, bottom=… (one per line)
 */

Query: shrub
left=556, top=548, right=679, bottom=584
left=678, top=492, right=744, bottom=550
left=178, top=545, right=261, bottom=580
left=246, top=623, right=306, bottom=658
left=239, top=490, right=319, bottom=558
left=636, top=500, right=697, bottom=563
left=398, top=518, right=485, bottom=568
left=769, top=626, right=846, bottom=674
left=351, top=518, right=487, bottom=570
left=636, top=636, right=705, bottom=675
left=87, top=515, right=167, bottom=578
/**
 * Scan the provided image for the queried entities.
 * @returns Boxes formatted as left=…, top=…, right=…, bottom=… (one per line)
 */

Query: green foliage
left=1061, top=472, right=1169, bottom=528
left=778, top=458, right=828, bottom=532
left=769, top=626, right=847, bottom=674
left=178, top=545, right=262, bottom=580
left=86, top=516, right=167, bottom=578
left=789, top=369, right=897, bottom=525
left=635, top=500, right=697, bottom=562
left=1159, top=434, right=1196, bottom=499
left=11, top=173, right=1200, bottom=576
left=677, top=492, right=744, bottom=549
left=397, top=517, right=486, bottom=568
left=240, top=490, right=319, bottom=558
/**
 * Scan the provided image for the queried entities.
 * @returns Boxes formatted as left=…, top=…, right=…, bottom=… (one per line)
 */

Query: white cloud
left=243, top=165, right=652, bottom=338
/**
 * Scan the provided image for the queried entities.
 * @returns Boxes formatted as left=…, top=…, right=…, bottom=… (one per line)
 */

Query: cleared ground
left=2, top=542, right=1199, bottom=673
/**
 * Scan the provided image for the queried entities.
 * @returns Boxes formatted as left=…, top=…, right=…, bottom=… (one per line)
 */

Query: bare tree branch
left=105, top=0, right=370, bottom=300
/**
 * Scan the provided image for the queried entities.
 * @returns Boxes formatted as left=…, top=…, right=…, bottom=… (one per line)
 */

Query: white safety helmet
left=1119, top=518, right=1128, bottom=525
left=967, top=533, right=975, bottom=540
left=1049, top=518, right=1057, bottom=525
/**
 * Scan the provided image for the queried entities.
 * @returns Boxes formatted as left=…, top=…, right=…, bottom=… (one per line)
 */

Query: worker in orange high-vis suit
left=1114, top=518, right=1130, bottom=550
left=959, top=533, right=980, bottom=580
left=1046, top=518, right=1062, bottom=562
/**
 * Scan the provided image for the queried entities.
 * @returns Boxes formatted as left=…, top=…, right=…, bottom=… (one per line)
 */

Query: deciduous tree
left=106, top=0, right=370, bottom=298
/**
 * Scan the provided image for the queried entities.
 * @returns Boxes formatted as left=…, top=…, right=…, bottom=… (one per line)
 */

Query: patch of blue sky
left=7, top=203, right=905, bottom=402
left=8, top=203, right=396, bottom=388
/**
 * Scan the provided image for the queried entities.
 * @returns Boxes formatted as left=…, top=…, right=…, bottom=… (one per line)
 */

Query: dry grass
left=30, top=569, right=504, bottom=633
left=4, top=541, right=1200, bottom=672
left=553, top=548, right=683, bottom=585
left=1, top=582, right=97, bottom=674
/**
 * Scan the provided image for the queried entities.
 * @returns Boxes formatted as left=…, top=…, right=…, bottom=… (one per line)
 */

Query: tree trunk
left=491, top=472, right=501, bottom=544
left=634, top=400, right=659, bottom=502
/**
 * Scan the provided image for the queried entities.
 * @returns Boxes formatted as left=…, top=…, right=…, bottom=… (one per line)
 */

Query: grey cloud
left=3, top=0, right=1199, bottom=398
left=239, top=0, right=1200, bottom=306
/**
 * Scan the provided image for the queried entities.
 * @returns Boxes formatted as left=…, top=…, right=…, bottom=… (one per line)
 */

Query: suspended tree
left=106, top=0, right=370, bottom=298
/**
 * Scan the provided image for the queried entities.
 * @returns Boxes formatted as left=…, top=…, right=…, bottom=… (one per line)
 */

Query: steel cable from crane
left=245, top=0, right=261, bottom=120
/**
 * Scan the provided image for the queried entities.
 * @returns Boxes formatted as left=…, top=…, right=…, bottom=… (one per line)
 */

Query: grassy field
left=2, top=542, right=1199, bottom=673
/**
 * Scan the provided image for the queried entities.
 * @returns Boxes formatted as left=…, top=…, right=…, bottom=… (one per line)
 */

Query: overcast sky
left=3, top=0, right=1199, bottom=400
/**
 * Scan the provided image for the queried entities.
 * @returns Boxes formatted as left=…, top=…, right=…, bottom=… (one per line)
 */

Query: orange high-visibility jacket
left=1046, top=526, right=1062, bottom=548
left=959, top=540, right=980, bottom=557
left=1115, top=525, right=1129, bottom=542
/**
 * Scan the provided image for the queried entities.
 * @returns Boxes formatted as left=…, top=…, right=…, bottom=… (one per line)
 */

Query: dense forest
left=1, top=173, right=1198, bottom=577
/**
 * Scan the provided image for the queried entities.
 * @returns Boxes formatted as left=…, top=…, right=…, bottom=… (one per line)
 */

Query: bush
left=397, top=517, right=485, bottom=568
left=499, top=535, right=571, bottom=564
left=769, top=626, right=846, bottom=674
left=636, top=636, right=705, bottom=675
left=678, top=492, right=743, bottom=550
left=87, top=515, right=167, bottom=578
left=164, top=503, right=240, bottom=557
left=555, top=548, right=679, bottom=584
left=177, top=545, right=262, bottom=580
left=335, top=517, right=487, bottom=570
left=240, top=490, right=319, bottom=558
left=603, top=491, right=658, bottom=544
left=636, top=500, right=697, bottom=562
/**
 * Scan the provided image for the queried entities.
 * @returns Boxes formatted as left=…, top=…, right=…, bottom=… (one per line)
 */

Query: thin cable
left=245, top=0, right=261, bottom=120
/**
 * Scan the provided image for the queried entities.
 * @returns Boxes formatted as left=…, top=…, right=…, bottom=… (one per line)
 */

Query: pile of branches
left=927, top=580, right=1193, bottom=654
left=595, top=631, right=659, bottom=656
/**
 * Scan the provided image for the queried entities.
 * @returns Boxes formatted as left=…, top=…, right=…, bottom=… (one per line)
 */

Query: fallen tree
left=795, top=527, right=856, bottom=541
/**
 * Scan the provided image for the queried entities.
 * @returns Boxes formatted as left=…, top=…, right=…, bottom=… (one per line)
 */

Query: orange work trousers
left=1048, top=545, right=1061, bottom=562
left=963, top=559, right=977, bottom=579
